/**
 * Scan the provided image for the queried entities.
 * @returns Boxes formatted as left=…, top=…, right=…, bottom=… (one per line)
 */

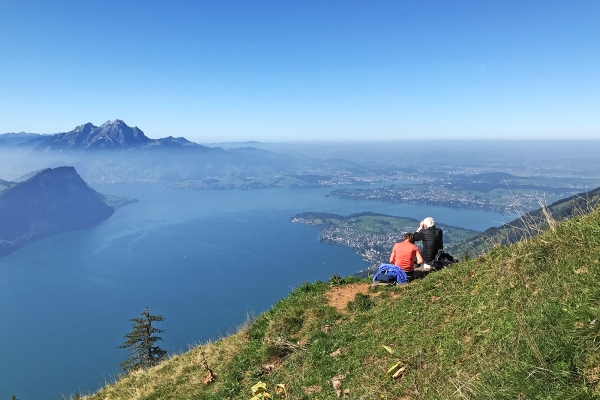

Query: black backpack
left=433, top=250, right=457, bottom=270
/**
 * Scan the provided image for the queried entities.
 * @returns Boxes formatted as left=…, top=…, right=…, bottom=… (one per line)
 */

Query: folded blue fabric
left=373, top=263, right=408, bottom=284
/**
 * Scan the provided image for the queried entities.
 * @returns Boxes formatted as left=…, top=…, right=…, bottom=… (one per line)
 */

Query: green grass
left=87, top=208, right=600, bottom=399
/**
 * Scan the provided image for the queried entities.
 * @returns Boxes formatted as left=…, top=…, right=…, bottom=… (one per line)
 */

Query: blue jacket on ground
left=373, top=263, right=409, bottom=285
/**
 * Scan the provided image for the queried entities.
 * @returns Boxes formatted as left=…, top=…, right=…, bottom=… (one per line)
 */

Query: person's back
left=390, top=240, right=419, bottom=272
left=389, top=233, right=423, bottom=280
left=413, top=217, right=443, bottom=265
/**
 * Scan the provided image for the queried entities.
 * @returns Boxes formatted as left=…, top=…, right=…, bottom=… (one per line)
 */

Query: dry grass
left=88, top=329, right=249, bottom=400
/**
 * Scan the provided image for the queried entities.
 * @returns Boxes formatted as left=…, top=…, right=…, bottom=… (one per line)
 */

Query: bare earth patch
left=325, top=283, right=371, bottom=312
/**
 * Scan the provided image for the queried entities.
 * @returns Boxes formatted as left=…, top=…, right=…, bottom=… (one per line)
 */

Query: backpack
left=433, top=250, right=457, bottom=270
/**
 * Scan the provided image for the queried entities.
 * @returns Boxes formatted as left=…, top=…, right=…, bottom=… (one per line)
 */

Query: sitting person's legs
left=407, top=269, right=428, bottom=281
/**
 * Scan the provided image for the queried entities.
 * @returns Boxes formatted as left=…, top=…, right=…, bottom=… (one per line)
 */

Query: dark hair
left=403, top=232, right=415, bottom=244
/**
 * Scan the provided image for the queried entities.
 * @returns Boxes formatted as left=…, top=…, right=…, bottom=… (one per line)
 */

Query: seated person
left=390, top=233, right=424, bottom=281
left=414, top=217, right=443, bottom=270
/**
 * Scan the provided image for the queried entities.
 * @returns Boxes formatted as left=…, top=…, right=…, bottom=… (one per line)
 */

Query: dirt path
left=325, top=283, right=372, bottom=312
left=325, top=282, right=406, bottom=312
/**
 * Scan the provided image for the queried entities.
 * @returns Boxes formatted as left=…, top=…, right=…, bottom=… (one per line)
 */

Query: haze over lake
left=0, top=183, right=504, bottom=399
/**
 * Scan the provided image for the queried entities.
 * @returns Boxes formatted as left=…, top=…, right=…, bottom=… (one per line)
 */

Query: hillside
left=0, top=167, right=136, bottom=256
left=85, top=206, right=600, bottom=399
left=455, top=185, right=600, bottom=257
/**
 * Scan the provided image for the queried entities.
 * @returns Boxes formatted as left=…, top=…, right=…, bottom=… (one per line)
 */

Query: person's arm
left=413, top=230, right=424, bottom=241
left=390, top=245, right=396, bottom=264
left=415, top=249, right=424, bottom=265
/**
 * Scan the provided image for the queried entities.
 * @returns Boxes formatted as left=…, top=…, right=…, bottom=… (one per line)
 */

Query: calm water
left=0, top=184, right=506, bottom=399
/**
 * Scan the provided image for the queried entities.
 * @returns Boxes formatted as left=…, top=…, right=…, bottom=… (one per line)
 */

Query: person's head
left=422, top=217, right=435, bottom=228
left=403, top=232, right=415, bottom=244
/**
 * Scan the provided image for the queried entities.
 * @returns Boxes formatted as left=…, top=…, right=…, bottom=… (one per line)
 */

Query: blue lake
left=0, top=183, right=506, bottom=399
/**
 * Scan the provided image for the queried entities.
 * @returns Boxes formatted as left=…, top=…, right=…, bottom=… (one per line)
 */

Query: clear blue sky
left=1, top=1, right=598, bottom=141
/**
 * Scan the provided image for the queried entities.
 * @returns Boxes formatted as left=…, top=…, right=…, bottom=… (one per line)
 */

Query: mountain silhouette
left=33, top=120, right=154, bottom=150
left=0, top=166, right=120, bottom=256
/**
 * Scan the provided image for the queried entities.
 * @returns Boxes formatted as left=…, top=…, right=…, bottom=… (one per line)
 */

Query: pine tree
left=119, top=307, right=167, bottom=372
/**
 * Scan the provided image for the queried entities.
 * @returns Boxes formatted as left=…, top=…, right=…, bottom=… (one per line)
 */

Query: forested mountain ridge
left=454, top=185, right=600, bottom=256
left=0, top=166, right=135, bottom=256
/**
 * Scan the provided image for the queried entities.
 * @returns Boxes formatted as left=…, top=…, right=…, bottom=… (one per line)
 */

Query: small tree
left=119, top=307, right=167, bottom=372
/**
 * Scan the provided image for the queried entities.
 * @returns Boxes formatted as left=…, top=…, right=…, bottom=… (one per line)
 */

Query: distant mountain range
left=3, top=120, right=201, bottom=151
left=0, top=166, right=136, bottom=256
left=0, top=120, right=388, bottom=187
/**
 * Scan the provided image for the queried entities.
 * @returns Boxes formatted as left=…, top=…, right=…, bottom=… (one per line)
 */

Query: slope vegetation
left=88, top=207, right=600, bottom=399
left=455, top=186, right=600, bottom=257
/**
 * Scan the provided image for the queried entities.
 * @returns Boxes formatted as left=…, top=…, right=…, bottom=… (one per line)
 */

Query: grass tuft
left=346, top=292, right=375, bottom=312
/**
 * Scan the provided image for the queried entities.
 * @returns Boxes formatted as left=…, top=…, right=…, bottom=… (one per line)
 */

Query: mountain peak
left=35, top=120, right=151, bottom=150
left=93, top=120, right=150, bottom=147
left=100, top=119, right=127, bottom=127
left=75, top=122, right=97, bottom=131
left=6, top=120, right=203, bottom=151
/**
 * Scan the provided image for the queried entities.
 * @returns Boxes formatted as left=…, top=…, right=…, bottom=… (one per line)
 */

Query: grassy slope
left=455, top=186, right=600, bottom=257
left=89, top=208, right=600, bottom=400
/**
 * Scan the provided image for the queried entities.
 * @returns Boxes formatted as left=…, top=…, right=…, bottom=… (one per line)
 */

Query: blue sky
left=1, top=1, right=598, bottom=141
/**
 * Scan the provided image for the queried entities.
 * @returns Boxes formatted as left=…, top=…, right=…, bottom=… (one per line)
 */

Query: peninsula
left=0, top=166, right=136, bottom=256
left=291, top=212, right=478, bottom=273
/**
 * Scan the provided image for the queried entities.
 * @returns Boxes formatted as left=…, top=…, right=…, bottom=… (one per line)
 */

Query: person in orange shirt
left=390, top=233, right=424, bottom=281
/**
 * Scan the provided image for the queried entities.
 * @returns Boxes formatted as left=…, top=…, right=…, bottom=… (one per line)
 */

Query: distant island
left=0, top=166, right=137, bottom=256
left=291, top=212, right=478, bottom=274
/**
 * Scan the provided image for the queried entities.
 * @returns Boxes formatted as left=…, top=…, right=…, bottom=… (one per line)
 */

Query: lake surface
left=0, top=183, right=506, bottom=399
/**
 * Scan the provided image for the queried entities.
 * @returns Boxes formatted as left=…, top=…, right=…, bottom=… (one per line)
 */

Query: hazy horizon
left=3, top=120, right=600, bottom=143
